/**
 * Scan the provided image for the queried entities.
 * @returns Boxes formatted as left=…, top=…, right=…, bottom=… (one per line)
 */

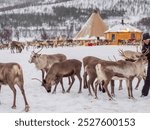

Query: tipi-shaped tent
left=73, top=10, right=108, bottom=41
left=104, top=20, right=142, bottom=45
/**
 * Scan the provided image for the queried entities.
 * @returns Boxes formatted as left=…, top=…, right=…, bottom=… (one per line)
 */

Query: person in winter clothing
left=141, top=32, right=150, bottom=97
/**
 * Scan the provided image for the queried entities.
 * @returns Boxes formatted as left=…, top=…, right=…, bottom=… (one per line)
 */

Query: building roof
left=105, top=23, right=142, bottom=33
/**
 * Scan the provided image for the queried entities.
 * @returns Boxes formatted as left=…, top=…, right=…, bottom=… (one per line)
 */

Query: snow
left=0, top=45, right=150, bottom=113
left=105, top=23, right=142, bottom=33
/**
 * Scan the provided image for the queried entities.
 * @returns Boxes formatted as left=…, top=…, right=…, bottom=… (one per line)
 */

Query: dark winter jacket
left=142, top=41, right=150, bottom=61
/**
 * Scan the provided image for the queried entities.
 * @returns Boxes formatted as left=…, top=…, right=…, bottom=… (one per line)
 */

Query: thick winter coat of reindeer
left=82, top=56, right=105, bottom=96
left=95, top=52, right=148, bottom=100
left=117, top=49, right=146, bottom=90
left=0, top=63, right=29, bottom=112
left=29, top=48, right=67, bottom=80
left=42, top=59, right=82, bottom=94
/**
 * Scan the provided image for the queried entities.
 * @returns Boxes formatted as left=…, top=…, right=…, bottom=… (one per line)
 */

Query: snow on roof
left=105, top=23, right=142, bottom=33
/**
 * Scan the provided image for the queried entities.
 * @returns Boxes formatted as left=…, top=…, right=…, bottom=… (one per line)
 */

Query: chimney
left=121, top=19, right=124, bottom=25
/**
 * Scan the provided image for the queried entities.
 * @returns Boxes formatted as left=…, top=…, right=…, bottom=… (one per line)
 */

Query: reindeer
left=29, top=48, right=67, bottom=81
left=9, top=41, right=24, bottom=53
left=95, top=52, right=148, bottom=100
left=42, top=59, right=82, bottom=94
left=82, top=56, right=100, bottom=89
left=82, top=56, right=106, bottom=96
left=118, top=49, right=146, bottom=90
left=0, top=63, right=29, bottom=112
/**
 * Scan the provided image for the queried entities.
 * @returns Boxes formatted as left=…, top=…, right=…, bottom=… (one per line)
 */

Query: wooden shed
left=104, top=21, right=142, bottom=45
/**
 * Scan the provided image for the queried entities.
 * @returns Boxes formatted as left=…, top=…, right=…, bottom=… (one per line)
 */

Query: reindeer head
left=118, top=49, right=143, bottom=61
left=42, top=74, right=58, bottom=93
left=29, top=48, right=43, bottom=63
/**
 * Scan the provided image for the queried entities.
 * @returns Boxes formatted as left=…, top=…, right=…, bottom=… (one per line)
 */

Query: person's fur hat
left=142, top=33, right=150, bottom=40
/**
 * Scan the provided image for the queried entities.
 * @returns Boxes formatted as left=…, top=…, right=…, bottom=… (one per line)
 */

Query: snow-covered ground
left=0, top=45, right=150, bottom=113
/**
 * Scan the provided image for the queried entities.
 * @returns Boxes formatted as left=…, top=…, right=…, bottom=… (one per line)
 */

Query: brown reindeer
left=0, top=63, right=29, bottom=112
left=42, top=59, right=82, bottom=94
left=82, top=56, right=105, bottom=96
left=95, top=53, right=147, bottom=100
left=9, top=41, right=24, bottom=53
left=29, top=48, right=67, bottom=81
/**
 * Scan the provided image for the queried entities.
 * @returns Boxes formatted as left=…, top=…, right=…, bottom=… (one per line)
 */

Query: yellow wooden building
left=104, top=21, right=142, bottom=45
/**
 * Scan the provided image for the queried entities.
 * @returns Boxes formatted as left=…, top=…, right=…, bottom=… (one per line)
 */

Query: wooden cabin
left=104, top=20, right=142, bottom=45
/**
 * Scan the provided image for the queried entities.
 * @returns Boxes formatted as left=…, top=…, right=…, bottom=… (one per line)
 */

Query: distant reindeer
left=9, top=41, right=24, bottom=53
left=0, top=63, right=29, bottom=112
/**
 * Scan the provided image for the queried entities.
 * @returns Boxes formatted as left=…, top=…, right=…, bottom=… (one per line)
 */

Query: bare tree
left=40, top=28, right=49, bottom=40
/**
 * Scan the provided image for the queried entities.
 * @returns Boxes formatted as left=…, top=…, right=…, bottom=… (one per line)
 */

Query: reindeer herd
left=0, top=47, right=148, bottom=112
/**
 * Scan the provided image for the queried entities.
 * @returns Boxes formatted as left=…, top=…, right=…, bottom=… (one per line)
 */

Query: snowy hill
left=0, top=0, right=149, bottom=40
left=0, top=0, right=149, bottom=16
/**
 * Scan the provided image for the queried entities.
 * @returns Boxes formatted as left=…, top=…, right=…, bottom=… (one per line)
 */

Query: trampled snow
left=0, top=45, right=150, bottom=113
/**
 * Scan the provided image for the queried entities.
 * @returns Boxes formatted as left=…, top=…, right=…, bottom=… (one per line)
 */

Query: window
left=131, top=33, right=136, bottom=39
left=112, top=34, right=115, bottom=41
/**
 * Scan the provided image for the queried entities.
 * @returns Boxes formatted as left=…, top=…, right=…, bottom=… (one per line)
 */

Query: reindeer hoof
left=66, top=90, right=70, bottom=93
left=88, top=93, right=92, bottom=96
left=52, top=91, right=56, bottom=94
left=62, top=91, right=65, bottom=94
left=78, top=91, right=82, bottom=94
left=94, top=97, right=98, bottom=99
left=109, top=97, right=113, bottom=100
left=128, top=96, right=134, bottom=99
left=111, top=94, right=115, bottom=97
left=119, top=88, right=123, bottom=90
left=25, top=105, right=30, bottom=112
left=11, top=105, right=16, bottom=109
left=83, top=86, right=88, bottom=89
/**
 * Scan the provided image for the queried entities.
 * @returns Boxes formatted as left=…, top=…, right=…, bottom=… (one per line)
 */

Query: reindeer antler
left=113, top=55, right=117, bottom=61
left=32, top=78, right=42, bottom=83
left=36, top=47, right=43, bottom=54
left=118, top=49, right=130, bottom=59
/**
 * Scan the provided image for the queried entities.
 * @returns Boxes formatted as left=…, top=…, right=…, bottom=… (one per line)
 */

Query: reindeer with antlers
left=117, top=49, right=147, bottom=90
left=95, top=49, right=149, bottom=100
left=29, top=48, right=67, bottom=81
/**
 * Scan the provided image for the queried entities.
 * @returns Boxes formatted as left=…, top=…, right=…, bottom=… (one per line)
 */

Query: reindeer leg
left=87, top=77, right=95, bottom=96
left=60, top=78, right=65, bottom=93
left=126, top=77, right=135, bottom=99
left=129, top=77, right=134, bottom=99
left=119, top=80, right=123, bottom=90
left=66, top=76, right=75, bottom=93
left=135, top=77, right=141, bottom=90
left=68, top=76, right=71, bottom=85
left=110, top=80, right=115, bottom=97
left=76, top=73, right=82, bottom=93
left=9, top=85, right=17, bottom=109
left=83, top=72, right=88, bottom=89
left=52, top=81, right=60, bottom=94
left=41, top=70, right=45, bottom=81
left=103, top=80, right=112, bottom=100
left=17, top=82, right=29, bottom=112
left=94, top=82, right=99, bottom=99
left=126, top=79, right=130, bottom=98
